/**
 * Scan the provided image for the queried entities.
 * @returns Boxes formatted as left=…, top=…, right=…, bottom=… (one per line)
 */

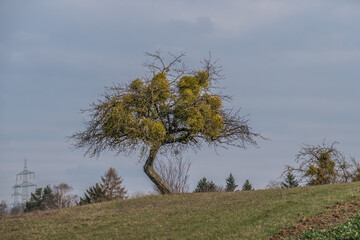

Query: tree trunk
left=143, top=146, right=171, bottom=194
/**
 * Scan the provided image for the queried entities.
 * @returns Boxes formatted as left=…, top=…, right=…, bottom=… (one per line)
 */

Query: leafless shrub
left=0, top=200, right=8, bottom=217
left=153, top=156, right=191, bottom=194
left=351, top=157, right=360, bottom=182
left=130, top=191, right=158, bottom=199
left=266, top=180, right=282, bottom=189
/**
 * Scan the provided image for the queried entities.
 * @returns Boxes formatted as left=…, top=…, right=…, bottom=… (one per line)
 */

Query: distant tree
left=266, top=180, right=282, bottom=189
left=10, top=205, right=22, bottom=215
left=24, top=185, right=55, bottom=212
left=0, top=200, right=7, bottom=217
left=130, top=191, right=151, bottom=199
left=351, top=158, right=360, bottom=182
left=194, top=177, right=221, bottom=193
left=285, top=141, right=356, bottom=185
left=242, top=179, right=253, bottom=191
left=153, top=156, right=191, bottom=194
left=281, top=172, right=299, bottom=188
left=53, top=183, right=78, bottom=208
left=79, top=183, right=106, bottom=205
left=42, top=185, right=56, bottom=209
left=78, top=193, right=91, bottom=205
left=195, top=177, right=209, bottom=192
left=100, top=167, right=127, bottom=200
left=71, top=52, right=263, bottom=194
left=23, top=183, right=76, bottom=212
left=225, top=173, right=238, bottom=192
left=25, top=188, right=43, bottom=212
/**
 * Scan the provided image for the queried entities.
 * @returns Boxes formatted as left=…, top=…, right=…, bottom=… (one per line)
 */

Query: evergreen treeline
left=24, top=183, right=78, bottom=212
left=194, top=173, right=254, bottom=193
left=3, top=167, right=127, bottom=214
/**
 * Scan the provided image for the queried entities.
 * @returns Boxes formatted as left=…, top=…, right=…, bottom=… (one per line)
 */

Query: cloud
left=1, top=0, right=360, bottom=202
left=287, top=50, right=360, bottom=66
left=12, top=31, right=48, bottom=43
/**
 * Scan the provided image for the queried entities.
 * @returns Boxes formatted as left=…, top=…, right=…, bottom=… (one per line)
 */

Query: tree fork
left=143, top=146, right=171, bottom=194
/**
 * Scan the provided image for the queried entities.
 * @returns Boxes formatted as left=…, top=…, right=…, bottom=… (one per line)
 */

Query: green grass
left=2, top=182, right=360, bottom=240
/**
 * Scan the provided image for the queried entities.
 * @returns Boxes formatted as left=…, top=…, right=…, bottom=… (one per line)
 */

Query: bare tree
left=350, top=157, right=360, bottom=182
left=153, top=156, right=191, bottom=194
left=336, top=156, right=354, bottom=183
left=0, top=200, right=7, bottom=217
left=71, top=52, right=263, bottom=194
left=53, top=183, right=78, bottom=208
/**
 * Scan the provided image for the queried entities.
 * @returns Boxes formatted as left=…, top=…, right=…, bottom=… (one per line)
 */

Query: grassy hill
left=2, top=182, right=360, bottom=240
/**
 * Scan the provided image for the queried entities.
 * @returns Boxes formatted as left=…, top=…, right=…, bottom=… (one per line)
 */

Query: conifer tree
left=242, top=179, right=253, bottom=191
left=42, top=185, right=56, bottom=209
left=225, top=173, right=238, bottom=192
left=24, top=185, right=55, bottom=212
left=79, top=183, right=106, bottom=205
left=24, top=188, right=43, bottom=212
left=281, top=172, right=299, bottom=188
left=100, top=167, right=127, bottom=200
left=194, top=177, right=220, bottom=192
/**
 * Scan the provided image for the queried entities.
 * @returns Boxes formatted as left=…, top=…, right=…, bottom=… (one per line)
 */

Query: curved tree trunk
left=143, top=146, right=171, bottom=194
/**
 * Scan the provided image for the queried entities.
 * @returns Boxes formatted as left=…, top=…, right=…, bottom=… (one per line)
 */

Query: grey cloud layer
left=1, top=0, right=360, bottom=202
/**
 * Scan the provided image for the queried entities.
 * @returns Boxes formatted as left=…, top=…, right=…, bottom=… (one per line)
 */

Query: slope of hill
left=1, top=182, right=360, bottom=240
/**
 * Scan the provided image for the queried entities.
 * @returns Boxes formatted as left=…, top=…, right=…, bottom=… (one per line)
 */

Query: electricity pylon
left=12, top=159, right=36, bottom=210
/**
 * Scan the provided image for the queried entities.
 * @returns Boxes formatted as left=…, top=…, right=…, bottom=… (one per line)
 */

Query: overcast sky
left=1, top=0, right=360, bottom=204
